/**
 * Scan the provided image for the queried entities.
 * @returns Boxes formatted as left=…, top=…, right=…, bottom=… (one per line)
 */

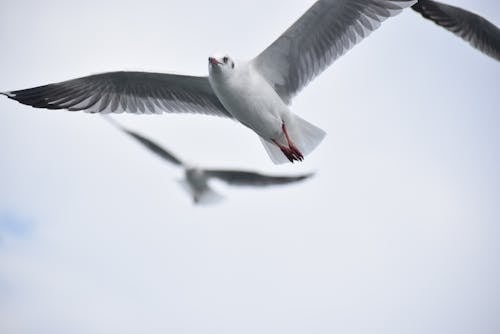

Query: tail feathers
left=260, top=137, right=290, bottom=164
left=195, top=188, right=224, bottom=205
left=177, top=179, right=224, bottom=205
left=260, top=113, right=326, bottom=165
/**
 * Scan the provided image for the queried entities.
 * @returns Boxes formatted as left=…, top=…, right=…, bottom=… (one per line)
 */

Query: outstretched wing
left=412, top=0, right=500, bottom=61
left=252, top=0, right=417, bottom=104
left=2, top=71, right=232, bottom=117
left=205, top=170, right=314, bottom=187
left=122, top=130, right=185, bottom=167
left=103, top=116, right=184, bottom=167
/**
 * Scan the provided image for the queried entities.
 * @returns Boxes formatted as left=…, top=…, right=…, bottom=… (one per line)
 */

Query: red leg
left=272, top=139, right=296, bottom=163
left=271, top=122, right=304, bottom=162
left=281, top=123, right=304, bottom=161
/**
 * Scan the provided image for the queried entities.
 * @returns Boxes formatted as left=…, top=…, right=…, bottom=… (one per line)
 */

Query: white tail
left=260, top=113, right=326, bottom=164
left=177, top=179, right=224, bottom=205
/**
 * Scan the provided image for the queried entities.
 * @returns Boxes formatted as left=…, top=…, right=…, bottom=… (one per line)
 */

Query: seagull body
left=1, top=0, right=419, bottom=163
left=208, top=56, right=320, bottom=163
left=209, top=57, right=289, bottom=138
left=184, top=168, right=212, bottom=201
left=103, top=116, right=313, bottom=204
left=208, top=57, right=287, bottom=144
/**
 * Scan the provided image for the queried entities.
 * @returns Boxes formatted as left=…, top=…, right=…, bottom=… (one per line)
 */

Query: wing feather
left=252, top=0, right=416, bottom=104
left=205, top=170, right=314, bottom=187
left=103, top=116, right=185, bottom=167
left=2, top=71, right=232, bottom=118
left=412, top=0, right=500, bottom=61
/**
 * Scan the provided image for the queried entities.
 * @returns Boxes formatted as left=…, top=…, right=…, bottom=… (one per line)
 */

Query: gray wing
left=252, top=0, right=417, bottom=104
left=124, top=130, right=185, bottom=166
left=412, top=0, right=500, bottom=61
left=103, top=116, right=184, bottom=167
left=1, top=71, right=232, bottom=117
left=205, top=170, right=314, bottom=187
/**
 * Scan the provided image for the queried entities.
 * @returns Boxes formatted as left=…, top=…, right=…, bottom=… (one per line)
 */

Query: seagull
left=412, top=0, right=500, bottom=61
left=103, top=116, right=314, bottom=204
left=1, top=0, right=417, bottom=164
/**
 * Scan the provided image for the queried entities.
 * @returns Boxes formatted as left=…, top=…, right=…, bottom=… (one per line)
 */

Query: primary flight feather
left=412, top=0, right=500, bottom=61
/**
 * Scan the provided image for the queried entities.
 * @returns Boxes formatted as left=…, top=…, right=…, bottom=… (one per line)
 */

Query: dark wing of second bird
left=204, top=170, right=313, bottom=187
left=109, top=119, right=313, bottom=187
left=122, top=129, right=185, bottom=167
left=412, top=0, right=500, bottom=61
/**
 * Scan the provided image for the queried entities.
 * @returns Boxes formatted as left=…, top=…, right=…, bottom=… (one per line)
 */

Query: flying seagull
left=103, top=116, right=314, bottom=204
left=1, top=0, right=417, bottom=164
left=412, top=0, right=500, bottom=61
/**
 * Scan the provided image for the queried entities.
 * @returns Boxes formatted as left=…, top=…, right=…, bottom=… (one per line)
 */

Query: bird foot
left=272, top=140, right=303, bottom=163
left=278, top=122, right=304, bottom=163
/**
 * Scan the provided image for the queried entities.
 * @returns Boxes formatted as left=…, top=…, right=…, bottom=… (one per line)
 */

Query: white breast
left=209, top=60, right=288, bottom=140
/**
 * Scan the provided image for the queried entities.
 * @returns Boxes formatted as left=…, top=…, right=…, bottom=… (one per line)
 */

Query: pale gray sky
left=0, top=1, right=499, bottom=333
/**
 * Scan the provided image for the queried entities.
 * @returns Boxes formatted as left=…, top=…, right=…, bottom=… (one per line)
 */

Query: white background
left=0, top=1, right=499, bottom=333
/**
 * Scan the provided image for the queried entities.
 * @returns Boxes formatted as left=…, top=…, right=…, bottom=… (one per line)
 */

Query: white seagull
left=1, top=0, right=417, bottom=164
left=103, top=117, right=314, bottom=204
left=412, top=0, right=500, bottom=61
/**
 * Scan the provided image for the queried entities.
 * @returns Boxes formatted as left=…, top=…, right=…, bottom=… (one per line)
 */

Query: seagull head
left=208, top=53, right=235, bottom=75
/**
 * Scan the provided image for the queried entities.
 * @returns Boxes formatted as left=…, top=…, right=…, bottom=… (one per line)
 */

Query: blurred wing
left=252, top=0, right=417, bottom=104
left=205, top=170, right=314, bottom=187
left=412, top=0, right=500, bottom=61
left=103, top=116, right=184, bottom=166
left=123, top=130, right=185, bottom=167
left=2, top=71, right=232, bottom=117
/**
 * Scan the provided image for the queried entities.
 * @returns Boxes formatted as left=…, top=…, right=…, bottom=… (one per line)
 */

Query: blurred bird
left=412, top=0, right=500, bottom=61
left=1, top=0, right=418, bottom=164
left=103, top=116, right=314, bottom=204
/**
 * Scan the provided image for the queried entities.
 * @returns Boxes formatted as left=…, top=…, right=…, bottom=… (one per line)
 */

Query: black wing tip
left=101, top=114, right=125, bottom=130
left=263, top=171, right=315, bottom=185
left=108, top=121, right=185, bottom=167
left=261, top=171, right=315, bottom=184
left=411, top=0, right=433, bottom=17
left=103, top=117, right=143, bottom=139
left=1, top=90, right=53, bottom=109
left=293, top=172, right=315, bottom=182
left=411, top=0, right=422, bottom=9
left=302, top=172, right=316, bottom=179
left=1, top=91, right=16, bottom=98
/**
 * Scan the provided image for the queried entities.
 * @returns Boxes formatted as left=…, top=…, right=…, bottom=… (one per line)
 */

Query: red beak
left=209, top=57, right=221, bottom=65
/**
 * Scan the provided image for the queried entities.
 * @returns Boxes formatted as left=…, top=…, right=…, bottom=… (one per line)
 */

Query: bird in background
left=1, top=0, right=419, bottom=164
left=412, top=0, right=500, bottom=62
left=102, top=116, right=314, bottom=204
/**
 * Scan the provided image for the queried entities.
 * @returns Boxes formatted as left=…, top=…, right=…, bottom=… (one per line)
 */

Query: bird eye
left=223, top=56, right=229, bottom=64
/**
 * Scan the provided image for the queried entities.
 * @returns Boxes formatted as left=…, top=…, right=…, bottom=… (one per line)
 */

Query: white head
left=208, top=53, right=236, bottom=77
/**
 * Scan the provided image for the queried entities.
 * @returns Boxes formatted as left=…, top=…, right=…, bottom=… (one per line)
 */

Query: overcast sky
left=0, top=0, right=499, bottom=333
